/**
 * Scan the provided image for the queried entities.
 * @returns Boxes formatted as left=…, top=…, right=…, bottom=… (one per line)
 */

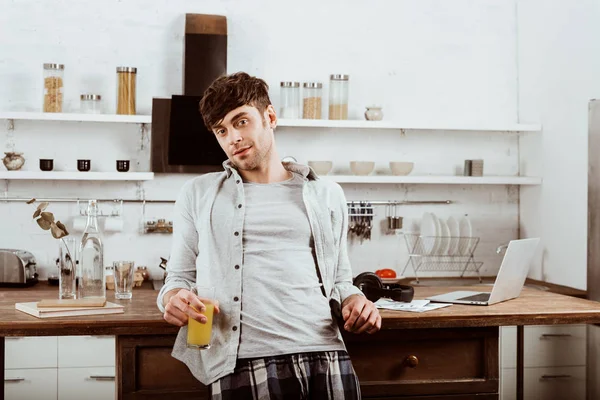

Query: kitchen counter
left=0, top=281, right=597, bottom=336
left=2, top=282, right=600, bottom=399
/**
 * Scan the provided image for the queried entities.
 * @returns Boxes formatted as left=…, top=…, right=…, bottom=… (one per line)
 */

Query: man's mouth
left=233, top=146, right=251, bottom=156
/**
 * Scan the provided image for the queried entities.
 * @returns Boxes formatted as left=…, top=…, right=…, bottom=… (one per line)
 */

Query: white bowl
left=308, top=161, right=333, bottom=175
left=350, top=161, right=375, bottom=176
left=389, top=161, right=414, bottom=176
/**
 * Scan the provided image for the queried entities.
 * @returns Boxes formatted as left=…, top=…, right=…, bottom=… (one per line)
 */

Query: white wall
left=517, top=0, right=600, bottom=290
left=0, top=0, right=523, bottom=283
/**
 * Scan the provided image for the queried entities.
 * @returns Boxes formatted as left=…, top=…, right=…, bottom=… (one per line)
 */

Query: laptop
left=426, top=238, right=541, bottom=306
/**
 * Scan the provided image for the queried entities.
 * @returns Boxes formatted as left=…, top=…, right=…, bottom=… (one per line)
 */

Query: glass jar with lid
left=328, top=74, right=349, bottom=120
left=116, top=67, right=137, bottom=115
left=280, top=81, right=300, bottom=119
left=80, top=94, right=103, bottom=114
left=302, top=82, right=323, bottom=119
left=43, top=63, right=64, bottom=113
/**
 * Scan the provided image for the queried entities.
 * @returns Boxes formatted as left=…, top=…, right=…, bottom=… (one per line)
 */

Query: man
left=157, top=72, right=381, bottom=399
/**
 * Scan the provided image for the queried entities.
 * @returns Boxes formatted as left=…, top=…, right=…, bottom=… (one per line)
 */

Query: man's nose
left=229, top=129, right=243, bottom=144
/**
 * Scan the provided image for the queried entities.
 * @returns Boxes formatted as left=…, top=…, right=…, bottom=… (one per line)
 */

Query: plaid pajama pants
left=210, top=350, right=361, bottom=400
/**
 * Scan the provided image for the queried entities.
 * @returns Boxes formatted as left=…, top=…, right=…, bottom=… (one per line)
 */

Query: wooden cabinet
left=116, top=327, right=499, bottom=399
left=344, top=327, right=498, bottom=399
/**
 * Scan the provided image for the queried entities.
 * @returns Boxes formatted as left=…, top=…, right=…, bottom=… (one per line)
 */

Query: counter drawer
left=523, top=325, right=586, bottom=367
left=344, top=327, right=499, bottom=398
left=4, top=368, right=57, bottom=400
left=58, top=336, right=115, bottom=368
left=524, top=366, right=585, bottom=400
left=5, top=336, right=58, bottom=369
left=58, top=366, right=115, bottom=400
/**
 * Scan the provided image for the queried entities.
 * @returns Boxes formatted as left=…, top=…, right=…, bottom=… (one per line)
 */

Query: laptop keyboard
left=458, top=293, right=491, bottom=302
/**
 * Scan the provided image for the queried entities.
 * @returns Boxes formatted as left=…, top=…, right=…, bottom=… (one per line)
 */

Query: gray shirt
left=238, top=172, right=345, bottom=358
left=156, top=161, right=364, bottom=385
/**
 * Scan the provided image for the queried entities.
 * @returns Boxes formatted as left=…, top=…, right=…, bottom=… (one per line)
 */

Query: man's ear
left=265, top=105, right=277, bottom=129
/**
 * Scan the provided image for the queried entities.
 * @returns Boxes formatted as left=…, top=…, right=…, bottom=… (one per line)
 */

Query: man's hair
left=199, top=72, right=272, bottom=131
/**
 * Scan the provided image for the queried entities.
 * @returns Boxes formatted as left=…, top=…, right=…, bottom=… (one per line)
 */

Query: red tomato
left=375, top=269, right=396, bottom=279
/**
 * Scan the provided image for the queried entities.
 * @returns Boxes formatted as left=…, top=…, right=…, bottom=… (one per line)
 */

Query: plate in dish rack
left=420, top=212, right=437, bottom=255
left=447, top=216, right=460, bottom=255
left=458, top=216, right=473, bottom=255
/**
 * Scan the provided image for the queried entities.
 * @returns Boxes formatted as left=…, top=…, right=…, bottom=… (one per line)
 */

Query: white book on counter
left=15, top=301, right=125, bottom=318
left=374, top=298, right=452, bottom=313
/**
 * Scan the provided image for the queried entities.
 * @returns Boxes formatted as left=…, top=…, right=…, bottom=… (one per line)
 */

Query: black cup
left=39, top=159, right=53, bottom=171
left=77, top=159, right=91, bottom=172
left=116, top=160, right=130, bottom=172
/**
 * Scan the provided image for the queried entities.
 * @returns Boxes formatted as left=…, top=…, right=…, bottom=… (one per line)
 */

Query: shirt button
left=234, top=231, right=239, bottom=236
left=233, top=296, right=239, bottom=302
left=238, top=204, right=242, bottom=208
left=234, top=265, right=240, bottom=270
left=236, top=180, right=240, bottom=184
left=232, top=326, right=238, bottom=331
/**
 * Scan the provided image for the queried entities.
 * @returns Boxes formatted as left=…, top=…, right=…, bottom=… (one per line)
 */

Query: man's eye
left=216, top=129, right=225, bottom=136
left=238, top=119, right=248, bottom=127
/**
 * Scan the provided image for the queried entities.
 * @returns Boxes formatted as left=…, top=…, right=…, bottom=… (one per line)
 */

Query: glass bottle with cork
left=79, top=200, right=105, bottom=299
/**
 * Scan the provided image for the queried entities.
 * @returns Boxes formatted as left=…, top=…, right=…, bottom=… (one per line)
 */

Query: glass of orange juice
left=187, top=285, right=216, bottom=349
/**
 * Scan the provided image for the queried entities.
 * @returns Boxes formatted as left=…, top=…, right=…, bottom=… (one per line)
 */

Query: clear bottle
left=80, top=94, right=103, bottom=114
left=329, top=74, right=349, bottom=120
left=58, top=238, right=77, bottom=299
left=302, top=82, right=323, bottom=119
left=279, top=82, right=300, bottom=119
left=43, top=63, right=64, bottom=113
left=79, top=200, right=105, bottom=299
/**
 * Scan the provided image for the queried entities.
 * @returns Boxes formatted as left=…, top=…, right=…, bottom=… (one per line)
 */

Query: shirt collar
left=222, top=159, right=318, bottom=181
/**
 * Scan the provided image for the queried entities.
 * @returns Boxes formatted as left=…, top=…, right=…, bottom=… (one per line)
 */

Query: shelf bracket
left=135, top=181, right=145, bottom=201
left=3, top=179, right=9, bottom=201
left=139, top=123, right=147, bottom=151
left=5, top=119, right=15, bottom=152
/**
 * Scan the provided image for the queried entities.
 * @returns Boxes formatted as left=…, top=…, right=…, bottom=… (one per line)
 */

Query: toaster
left=0, top=249, right=39, bottom=287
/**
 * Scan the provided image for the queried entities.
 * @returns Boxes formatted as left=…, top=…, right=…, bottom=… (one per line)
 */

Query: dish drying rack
left=400, top=234, right=484, bottom=283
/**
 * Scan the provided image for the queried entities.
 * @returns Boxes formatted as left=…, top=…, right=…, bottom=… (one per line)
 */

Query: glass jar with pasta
left=43, top=63, right=64, bottom=113
left=116, top=67, right=137, bottom=115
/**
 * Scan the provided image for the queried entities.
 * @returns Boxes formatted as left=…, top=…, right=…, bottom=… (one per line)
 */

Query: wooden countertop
left=1, top=282, right=600, bottom=336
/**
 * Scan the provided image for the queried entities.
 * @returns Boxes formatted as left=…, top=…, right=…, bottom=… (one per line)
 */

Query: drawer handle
left=540, top=334, right=572, bottom=340
left=89, top=375, right=115, bottom=381
left=540, top=374, right=573, bottom=382
left=404, top=355, right=419, bottom=368
left=4, top=377, right=25, bottom=383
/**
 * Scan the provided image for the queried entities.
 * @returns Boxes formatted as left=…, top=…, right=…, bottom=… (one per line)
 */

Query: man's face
left=212, top=104, right=275, bottom=171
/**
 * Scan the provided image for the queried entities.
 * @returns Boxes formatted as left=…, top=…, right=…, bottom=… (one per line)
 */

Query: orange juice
left=187, top=303, right=214, bottom=349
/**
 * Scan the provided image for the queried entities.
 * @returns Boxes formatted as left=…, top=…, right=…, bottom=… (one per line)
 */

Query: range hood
left=151, top=14, right=228, bottom=173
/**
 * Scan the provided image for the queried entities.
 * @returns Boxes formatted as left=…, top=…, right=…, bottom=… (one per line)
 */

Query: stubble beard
left=231, top=134, right=272, bottom=172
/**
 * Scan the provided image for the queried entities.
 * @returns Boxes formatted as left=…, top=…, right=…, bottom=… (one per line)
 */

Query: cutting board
left=37, top=298, right=107, bottom=308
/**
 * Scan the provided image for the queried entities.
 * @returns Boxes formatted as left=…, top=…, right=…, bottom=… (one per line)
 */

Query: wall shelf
left=277, top=119, right=541, bottom=132
left=0, top=171, right=154, bottom=181
left=0, top=111, right=152, bottom=124
left=321, top=175, right=542, bottom=185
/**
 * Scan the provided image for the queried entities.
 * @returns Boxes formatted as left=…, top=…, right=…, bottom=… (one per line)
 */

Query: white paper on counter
left=374, top=298, right=452, bottom=313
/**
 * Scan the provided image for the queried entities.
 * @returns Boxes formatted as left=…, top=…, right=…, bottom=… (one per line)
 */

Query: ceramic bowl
left=350, top=161, right=375, bottom=176
left=308, top=161, right=333, bottom=175
left=389, top=161, right=414, bottom=176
